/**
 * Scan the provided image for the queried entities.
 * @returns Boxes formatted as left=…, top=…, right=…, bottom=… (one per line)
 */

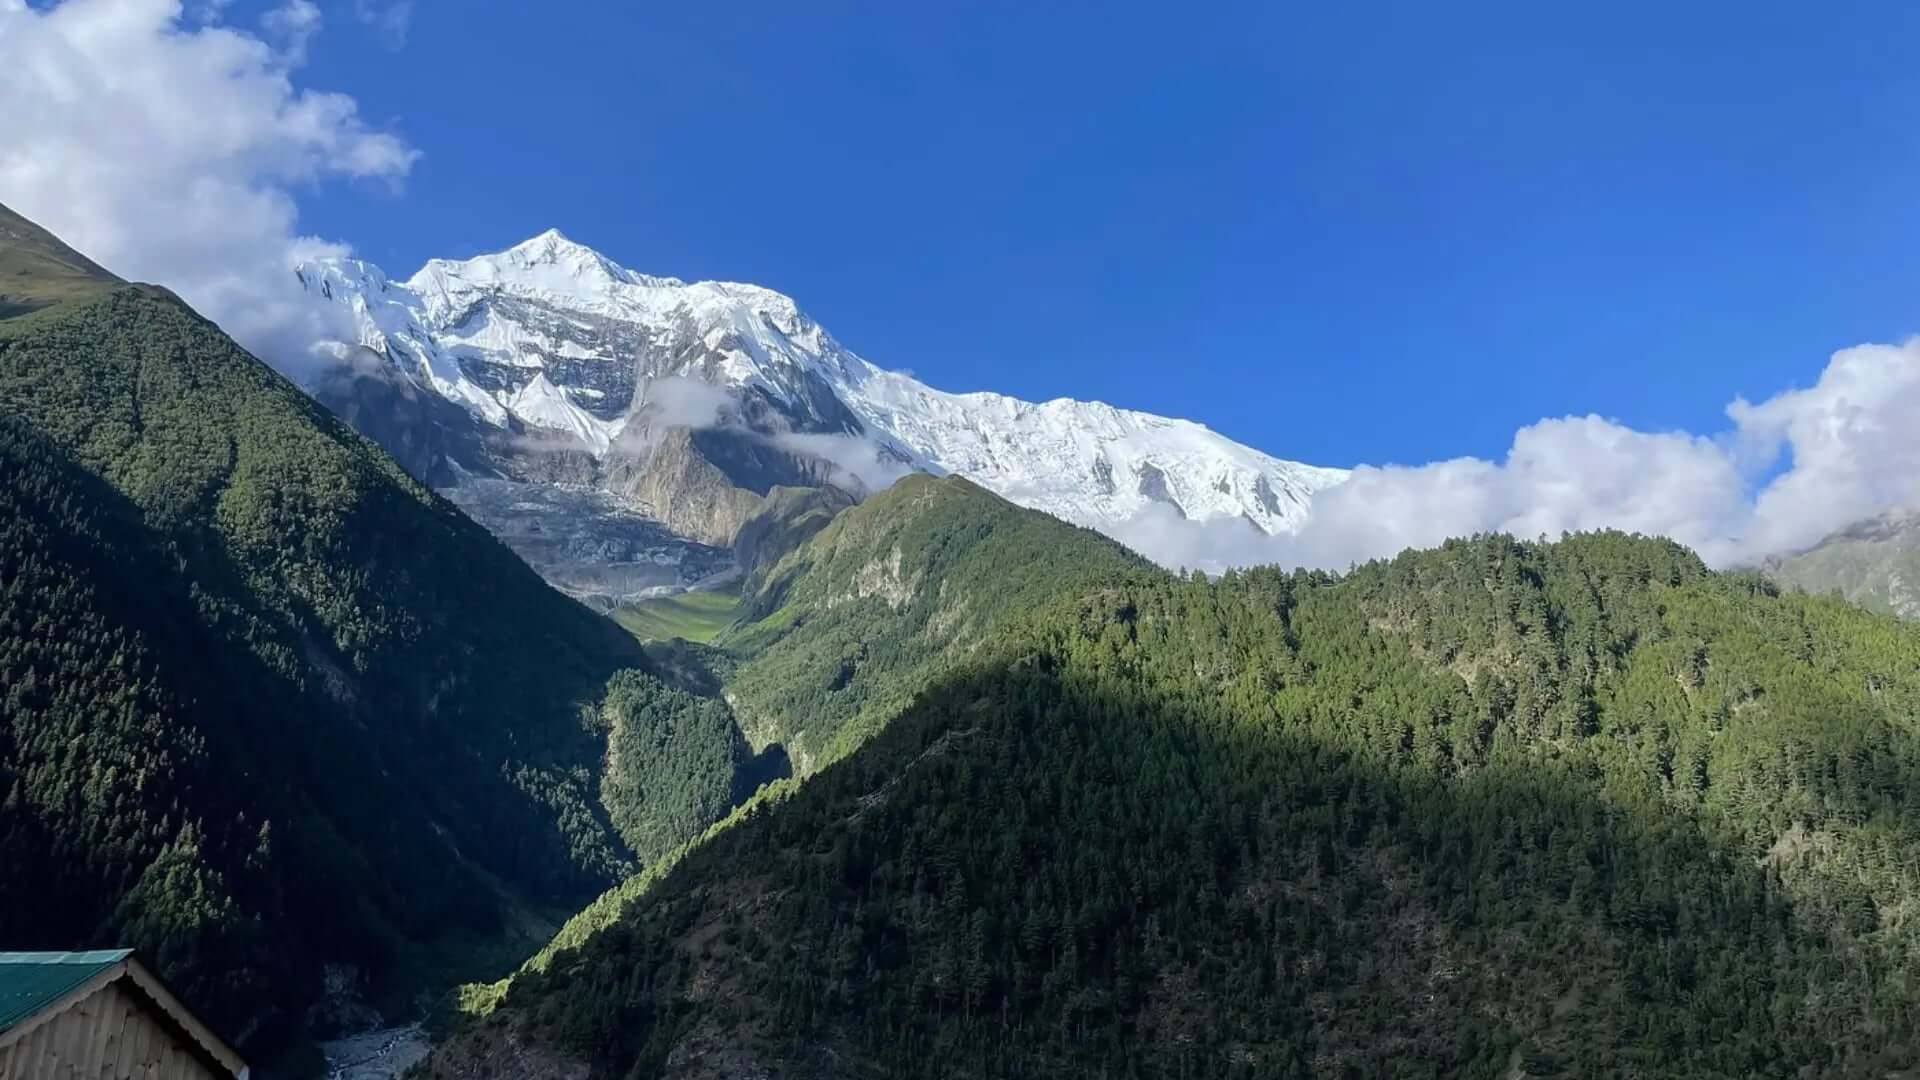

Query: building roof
left=0, top=950, right=133, bottom=1033
left=0, top=950, right=247, bottom=1076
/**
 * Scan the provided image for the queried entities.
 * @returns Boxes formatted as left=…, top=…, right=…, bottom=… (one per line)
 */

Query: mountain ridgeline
left=438, top=532, right=1920, bottom=1078
left=1767, top=508, right=1920, bottom=619
left=9, top=203, right=1920, bottom=1080
left=297, top=230, right=1347, bottom=605
left=0, top=206, right=745, bottom=1067
left=0, top=202, right=120, bottom=317
left=0, top=204, right=1159, bottom=1072
left=718, top=472, right=1152, bottom=774
left=530, top=473, right=1155, bottom=888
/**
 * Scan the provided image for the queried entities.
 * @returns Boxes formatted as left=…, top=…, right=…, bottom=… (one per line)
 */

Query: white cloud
left=1119, top=339, right=1920, bottom=575
left=771, top=431, right=915, bottom=495
left=1728, top=341, right=1920, bottom=558
left=260, top=0, right=319, bottom=64
left=351, top=0, right=410, bottom=49
left=0, top=0, right=417, bottom=378
left=183, top=0, right=230, bottom=24
left=6, top=2, right=1913, bottom=580
left=612, top=376, right=913, bottom=495
left=638, top=375, right=735, bottom=431
left=610, top=376, right=737, bottom=455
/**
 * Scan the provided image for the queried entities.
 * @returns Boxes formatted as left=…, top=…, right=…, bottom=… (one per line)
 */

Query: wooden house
left=0, top=951, right=246, bottom=1079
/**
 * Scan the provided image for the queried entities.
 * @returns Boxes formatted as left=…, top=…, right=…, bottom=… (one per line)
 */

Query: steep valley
left=7, top=202, right=1920, bottom=1080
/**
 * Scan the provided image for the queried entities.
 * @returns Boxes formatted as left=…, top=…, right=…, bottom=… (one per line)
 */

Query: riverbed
left=322, top=1023, right=433, bottom=1079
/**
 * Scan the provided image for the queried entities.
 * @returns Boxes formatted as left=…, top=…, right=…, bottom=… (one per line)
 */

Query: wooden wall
left=0, top=979, right=224, bottom=1079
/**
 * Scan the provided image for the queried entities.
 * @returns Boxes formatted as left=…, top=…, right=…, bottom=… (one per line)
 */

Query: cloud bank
left=772, top=431, right=916, bottom=495
left=1115, top=339, right=1920, bottom=575
left=0, top=0, right=416, bottom=375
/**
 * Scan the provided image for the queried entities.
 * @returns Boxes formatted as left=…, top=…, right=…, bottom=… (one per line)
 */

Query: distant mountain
left=434, top=531, right=1920, bottom=1079
left=0, top=206, right=715, bottom=1068
left=296, top=231, right=1346, bottom=601
left=1765, top=509, right=1920, bottom=618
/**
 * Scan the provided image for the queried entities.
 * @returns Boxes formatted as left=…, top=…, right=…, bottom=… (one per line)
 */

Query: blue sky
left=271, top=1, right=1920, bottom=469
left=7, top=0, right=1920, bottom=565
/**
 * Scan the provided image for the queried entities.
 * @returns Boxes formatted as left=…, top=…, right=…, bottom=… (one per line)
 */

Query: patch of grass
left=0, top=201, right=119, bottom=318
left=715, top=598, right=801, bottom=655
left=613, top=587, right=743, bottom=643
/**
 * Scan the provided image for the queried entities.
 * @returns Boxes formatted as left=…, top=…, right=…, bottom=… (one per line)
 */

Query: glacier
left=296, top=228, right=1348, bottom=574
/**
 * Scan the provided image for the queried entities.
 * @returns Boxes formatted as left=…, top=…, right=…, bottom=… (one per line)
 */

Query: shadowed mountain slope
left=435, top=532, right=1920, bottom=1079
left=0, top=206, right=676, bottom=1069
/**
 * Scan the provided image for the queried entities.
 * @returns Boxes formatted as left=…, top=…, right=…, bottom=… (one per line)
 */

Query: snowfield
left=298, top=229, right=1348, bottom=546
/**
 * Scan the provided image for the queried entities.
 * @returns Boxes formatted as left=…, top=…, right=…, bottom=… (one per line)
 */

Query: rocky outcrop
left=603, top=427, right=770, bottom=548
left=316, top=360, right=854, bottom=593
left=296, top=228, right=1349, bottom=589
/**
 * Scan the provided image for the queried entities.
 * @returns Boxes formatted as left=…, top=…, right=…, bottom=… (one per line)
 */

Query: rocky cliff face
left=602, top=428, right=770, bottom=548
left=309, top=348, right=494, bottom=487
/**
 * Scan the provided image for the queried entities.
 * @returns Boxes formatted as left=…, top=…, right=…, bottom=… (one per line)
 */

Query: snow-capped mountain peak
left=413, top=227, right=683, bottom=297
left=295, top=230, right=1348, bottom=561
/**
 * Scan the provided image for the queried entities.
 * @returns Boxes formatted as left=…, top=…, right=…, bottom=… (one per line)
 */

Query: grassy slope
left=1767, top=516, right=1920, bottom=619
left=0, top=202, right=119, bottom=316
left=613, top=587, right=743, bottom=643
left=452, top=474, right=1153, bottom=1006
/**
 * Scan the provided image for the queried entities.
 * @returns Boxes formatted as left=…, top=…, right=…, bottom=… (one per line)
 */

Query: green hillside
left=0, top=202, right=119, bottom=316
left=13, top=201, right=1920, bottom=1080
left=444, top=472, right=1157, bottom=1011
left=0, top=208, right=675, bottom=1068
left=613, top=588, right=743, bottom=644
left=594, top=473, right=1149, bottom=874
left=718, top=472, right=1152, bottom=773
left=437, top=532, right=1920, bottom=1079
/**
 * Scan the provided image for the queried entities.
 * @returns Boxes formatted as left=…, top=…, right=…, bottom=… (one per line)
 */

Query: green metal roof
left=0, top=950, right=132, bottom=1033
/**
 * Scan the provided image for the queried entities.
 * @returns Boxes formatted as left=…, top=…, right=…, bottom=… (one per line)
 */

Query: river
left=321, top=1023, right=433, bottom=1079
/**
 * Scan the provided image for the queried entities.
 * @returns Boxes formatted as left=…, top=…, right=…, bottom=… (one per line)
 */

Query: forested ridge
left=0, top=207, right=1157, bottom=1076
left=0, top=267, right=674, bottom=1068
left=0, top=206, right=1159, bottom=1078
left=439, top=531, right=1920, bottom=1079
left=10, top=203, right=1920, bottom=1079
left=448, top=473, right=1162, bottom=1012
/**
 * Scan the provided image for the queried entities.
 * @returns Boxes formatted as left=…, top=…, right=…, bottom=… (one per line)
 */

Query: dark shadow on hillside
left=0, top=407, right=633, bottom=1046
left=0, top=293, right=660, bottom=1070
left=641, top=638, right=735, bottom=696
left=467, top=647, right=1913, bottom=1080
left=733, top=741, right=792, bottom=800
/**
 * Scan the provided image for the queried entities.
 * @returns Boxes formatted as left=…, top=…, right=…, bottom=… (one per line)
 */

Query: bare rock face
left=309, top=348, right=494, bottom=488
left=444, top=478, right=733, bottom=609
left=604, top=427, right=769, bottom=548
